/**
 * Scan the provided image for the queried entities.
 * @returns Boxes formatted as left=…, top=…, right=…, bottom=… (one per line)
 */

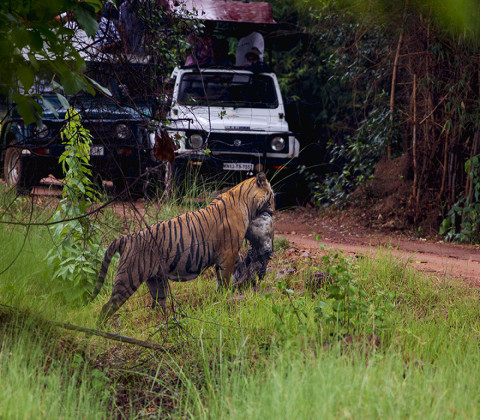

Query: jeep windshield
left=30, top=63, right=157, bottom=116
left=177, top=72, right=279, bottom=109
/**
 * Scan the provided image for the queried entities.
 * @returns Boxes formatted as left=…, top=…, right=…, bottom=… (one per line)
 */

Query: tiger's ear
left=256, top=172, right=267, bottom=187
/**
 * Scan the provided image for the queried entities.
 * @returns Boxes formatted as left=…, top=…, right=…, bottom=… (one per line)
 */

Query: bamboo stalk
left=464, top=136, right=474, bottom=200
left=467, top=129, right=479, bottom=203
left=412, top=73, right=418, bottom=203
left=463, top=56, right=480, bottom=203
left=389, top=28, right=404, bottom=159
left=448, top=152, right=454, bottom=203
left=417, top=12, right=432, bottom=209
left=438, top=131, right=449, bottom=200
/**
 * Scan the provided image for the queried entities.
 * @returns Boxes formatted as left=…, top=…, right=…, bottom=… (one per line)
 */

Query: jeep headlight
left=34, top=123, right=49, bottom=139
left=115, top=123, right=130, bottom=139
left=270, top=136, right=286, bottom=152
left=187, top=133, right=204, bottom=149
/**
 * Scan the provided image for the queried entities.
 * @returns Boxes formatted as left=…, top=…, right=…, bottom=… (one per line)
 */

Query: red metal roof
left=167, top=0, right=276, bottom=24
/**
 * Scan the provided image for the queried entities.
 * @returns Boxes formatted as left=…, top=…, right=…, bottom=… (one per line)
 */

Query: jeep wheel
left=112, top=176, right=137, bottom=200
left=4, top=144, right=35, bottom=194
left=142, top=162, right=172, bottom=200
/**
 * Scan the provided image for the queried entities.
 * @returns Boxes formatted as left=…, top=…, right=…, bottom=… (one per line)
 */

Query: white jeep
left=165, top=66, right=300, bottom=203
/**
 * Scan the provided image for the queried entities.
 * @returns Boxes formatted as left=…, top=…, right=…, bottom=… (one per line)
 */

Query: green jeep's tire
left=142, top=162, right=172, bottom=201
left=3, top=144, right=36, bottom=194
left=112, top=163, right=172, bottom=201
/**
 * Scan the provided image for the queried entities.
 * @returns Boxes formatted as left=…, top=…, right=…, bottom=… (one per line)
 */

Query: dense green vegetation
left=0, top=306, right=111, bottom=419
left=268, top=0, right=480, bottom=239
left=1, top=185, right=480, bottom=418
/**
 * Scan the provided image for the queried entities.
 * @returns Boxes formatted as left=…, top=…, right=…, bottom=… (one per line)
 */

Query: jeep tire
left=142, top=161, right=172, bottom=200
left=4, top=144, right=36, bottom=194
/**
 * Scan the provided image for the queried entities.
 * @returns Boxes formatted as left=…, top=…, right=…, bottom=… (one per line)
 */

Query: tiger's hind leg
left=145, top=258, right=168, bottom=309
left=97, top=263, right=143, bottom=325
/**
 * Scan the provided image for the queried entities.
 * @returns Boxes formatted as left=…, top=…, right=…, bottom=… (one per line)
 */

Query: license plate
left=90, top=146, right=104, bottom=156
left=223, top=162, right=254, bottom=171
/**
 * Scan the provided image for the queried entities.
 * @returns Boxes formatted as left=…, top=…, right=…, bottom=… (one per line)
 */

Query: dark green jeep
left=1, top=61, right=167, bottom=198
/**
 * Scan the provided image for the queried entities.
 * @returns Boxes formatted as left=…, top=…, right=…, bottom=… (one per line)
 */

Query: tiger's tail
left=90, top=237, right=124, bottom=301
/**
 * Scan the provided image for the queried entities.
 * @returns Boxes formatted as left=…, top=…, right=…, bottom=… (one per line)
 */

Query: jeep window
left=177, top=72, right=279, bottom=109
left=43, top=63, right=158, bottom=107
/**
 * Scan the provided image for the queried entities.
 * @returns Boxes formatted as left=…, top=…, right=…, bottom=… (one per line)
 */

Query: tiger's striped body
left=91, top=173, right=274, bottom=323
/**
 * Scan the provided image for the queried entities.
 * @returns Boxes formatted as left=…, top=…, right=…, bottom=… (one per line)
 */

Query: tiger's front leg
left=215, top=253, right=238, bottom=291
left=146, top=274, right=168, bottom=311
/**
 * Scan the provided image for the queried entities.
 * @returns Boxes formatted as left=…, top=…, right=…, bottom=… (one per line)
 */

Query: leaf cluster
left=268, top=0, right=397, bottom=201
left=266, top=238, right=394, bottom=341
left=0, top=0, right=102, bottom=124
left=314, top=243, right=394, bottom=337
left=268, top=281, right=308, bottom=342
left=315, top=104, right=395, bottom=204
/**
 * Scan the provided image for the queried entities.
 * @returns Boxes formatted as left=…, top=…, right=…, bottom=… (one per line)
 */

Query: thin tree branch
left=53, top=320, right=173, bottom=352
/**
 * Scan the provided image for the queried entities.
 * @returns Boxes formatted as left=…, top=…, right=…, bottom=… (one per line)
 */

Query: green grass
left=180, top=344, right=480, bottom=419
left=176, top=248, right=480, bottom=419
left=1, top=185, right=480, bottom=418
left=0, top=223, right=55, bottom=310
left=0, top=308, right=111, bottom=420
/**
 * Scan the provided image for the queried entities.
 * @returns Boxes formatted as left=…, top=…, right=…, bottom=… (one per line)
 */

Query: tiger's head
left=250, top=172, right=275, bottom=216
left=217, top=172, right=274, bottom=218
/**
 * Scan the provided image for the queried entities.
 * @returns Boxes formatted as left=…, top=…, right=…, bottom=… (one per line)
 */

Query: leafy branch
left=45, top=108, right=104, bottom=304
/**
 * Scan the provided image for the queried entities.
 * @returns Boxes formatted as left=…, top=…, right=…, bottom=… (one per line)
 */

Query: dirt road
left=275, top=208, right=480, bottom=287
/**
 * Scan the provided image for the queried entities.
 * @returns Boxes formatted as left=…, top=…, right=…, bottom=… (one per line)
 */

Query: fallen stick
left=52, top=321, right=170, bottom=352
left=0, top=304, right=169, bottom=352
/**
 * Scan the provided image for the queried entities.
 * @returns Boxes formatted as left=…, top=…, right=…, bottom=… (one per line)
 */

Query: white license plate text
left=223, top=162, right=254, bottom=171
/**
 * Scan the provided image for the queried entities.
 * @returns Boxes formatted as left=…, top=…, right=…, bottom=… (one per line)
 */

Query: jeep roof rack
left=165, top=0, right=276, bottom=25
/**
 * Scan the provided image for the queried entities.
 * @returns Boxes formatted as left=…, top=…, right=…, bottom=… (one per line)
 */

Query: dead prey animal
left=232, top=211, right=274, bottom=288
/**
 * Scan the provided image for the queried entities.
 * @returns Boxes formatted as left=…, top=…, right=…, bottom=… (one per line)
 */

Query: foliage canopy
left=0, top=0, right=102, bottom=124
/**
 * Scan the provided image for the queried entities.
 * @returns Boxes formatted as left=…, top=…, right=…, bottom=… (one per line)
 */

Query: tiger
left=90, top=172, right=274, bottom=324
